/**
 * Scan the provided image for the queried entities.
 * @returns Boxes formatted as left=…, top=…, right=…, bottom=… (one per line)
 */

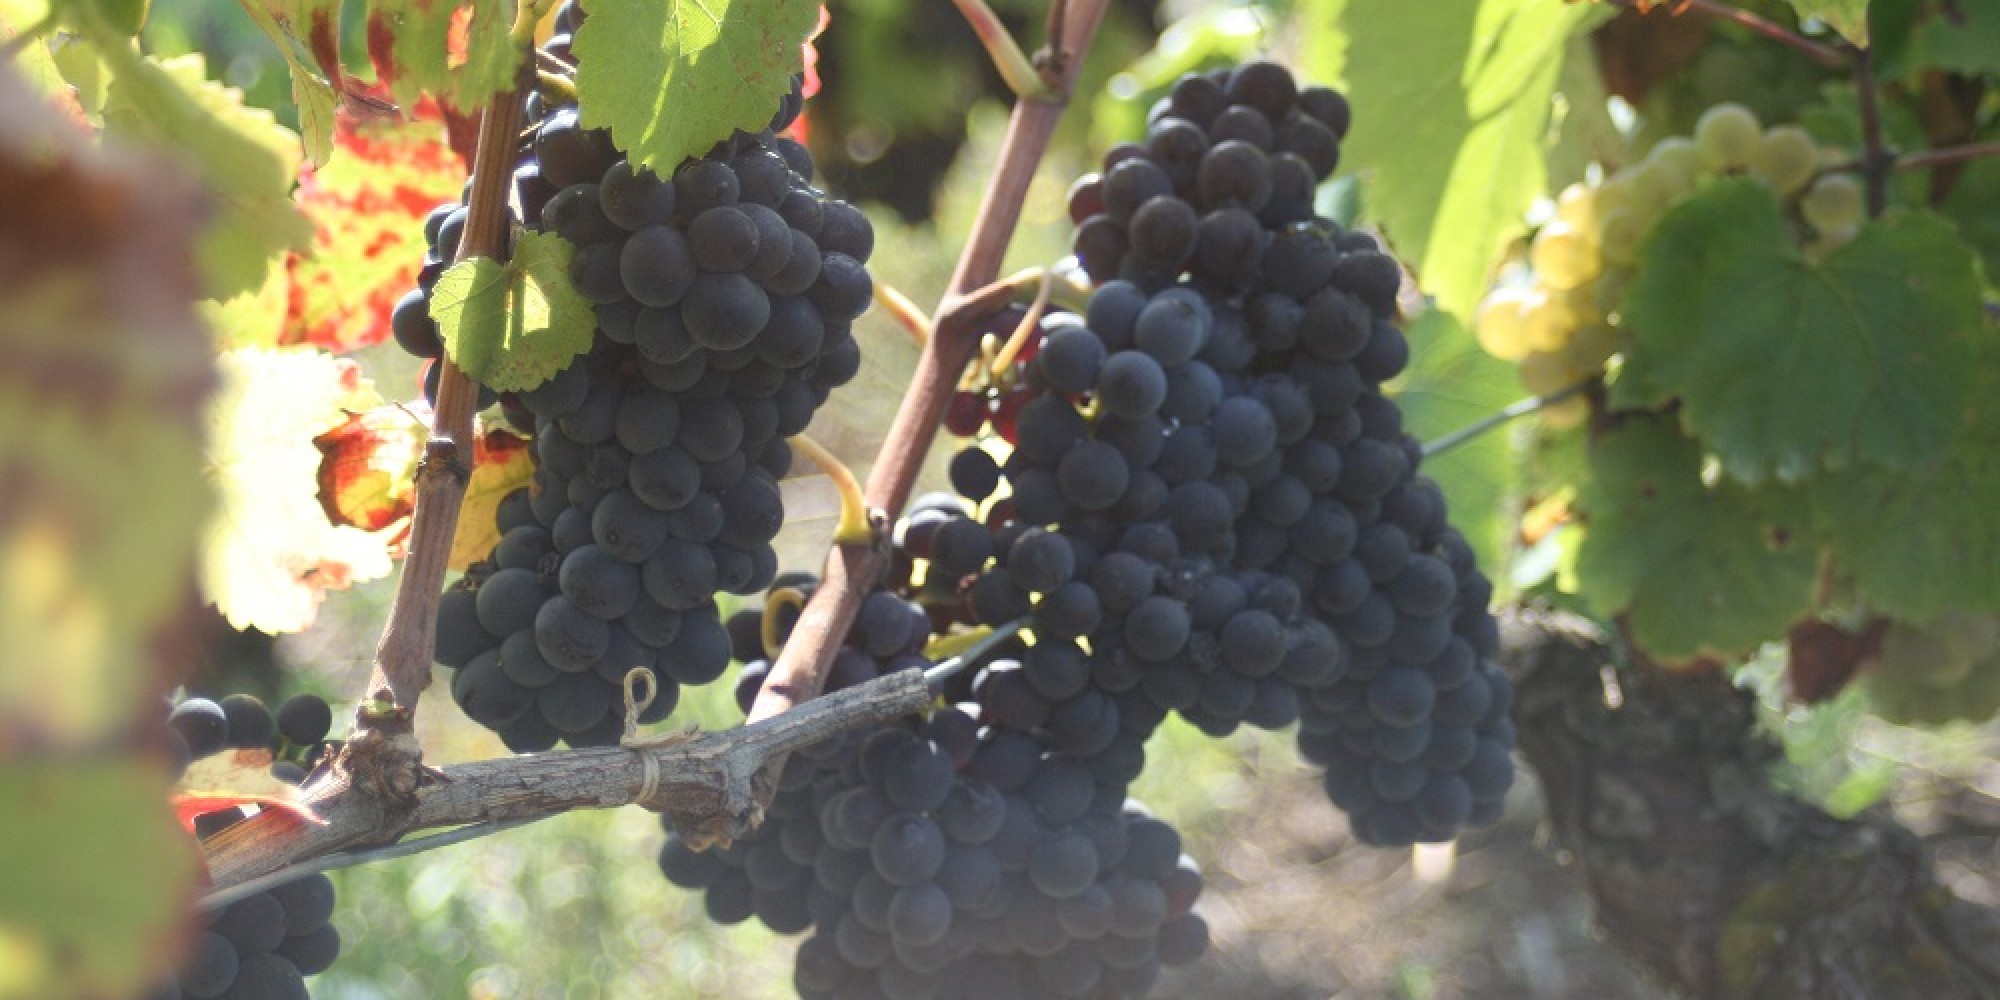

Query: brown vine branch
left=953, top=0, right=1053, bottom=100
left=742, top=0, right=1111, bottom=761
left=1852, top=45, right=1891, bottom=217
left=360, top=58, right=532, bottom=724
left=1895, top=139, right=2000, bottom=172
left=197, top=668, right=934, bottom=895
left=1607, top=0, right=1847, bottom=70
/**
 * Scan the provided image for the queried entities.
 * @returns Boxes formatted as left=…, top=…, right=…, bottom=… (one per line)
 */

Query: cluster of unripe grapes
left=1474, top=102, right=1862, bottom=428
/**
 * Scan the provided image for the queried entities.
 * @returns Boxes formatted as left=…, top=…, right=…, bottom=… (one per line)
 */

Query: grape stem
left=790, top=433, right=874, bottom=546
left=1421, top=379, right=1595, bottom=458
left=356, top=12, right=536, bottom=729
left=1606, top=0, right=1847, bottom=70
left=924, top=619, right=1025, bottom=687
left=953, top=0, right=1055, bottom=101
left=1852, top=45, right=1891, bottom=217
left=988, top=267, right=1055, bottom=379
left=742, top=0, right=1111, bottom=778
left=874, top=281, right=935, bottom=348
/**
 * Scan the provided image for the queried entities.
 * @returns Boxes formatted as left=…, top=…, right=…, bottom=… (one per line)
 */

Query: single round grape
left=1801, top=172, right=1864, bottom=239
left=1750, top=124, right=1819, bottom=197
left=1693, top=102, right=1762, bottom=171
left=1529, top=220, right=1599, bottom=290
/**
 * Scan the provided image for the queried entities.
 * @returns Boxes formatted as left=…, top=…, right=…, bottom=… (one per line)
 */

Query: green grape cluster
left=1473, top=103, right=1860, bottom=429
left=1862, top=614, right=2000, bottom=727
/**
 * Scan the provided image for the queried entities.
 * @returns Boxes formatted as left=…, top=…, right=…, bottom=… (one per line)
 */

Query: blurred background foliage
left=151, top=0, right=2000, bottom=996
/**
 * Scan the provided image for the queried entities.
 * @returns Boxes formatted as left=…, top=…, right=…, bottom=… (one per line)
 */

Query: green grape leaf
left=1392, top=309, right=1522, bottom=581
left=573, top=0, right=819, bottom=177
left=99, top=50, right=312, bottom=300
left=235, top=0, right=343, bottom=166
left=1339, top=0, right=1606, bottom=320
left=1783, top=0, right=1869, bottom=46
left=431, top=231, right=595, bottom=392
left=1568, top=417, right=1817, bottom=664
left=367, top=0, right=519, bottom=112
left=1811, top=391, right=2000, bottom=622
left=1939, top=157, right=2000, bottom=283
left=1613, top=179, right=1983, bottom=483
left=0, top=762, right=199, bottom=1000
left=1913, top=0, right=2000, bottom=75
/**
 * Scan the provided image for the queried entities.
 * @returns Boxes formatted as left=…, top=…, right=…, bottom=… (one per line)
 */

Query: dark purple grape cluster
left=937, top=61, right=1513, bottom=849
left=1067, top=61, right=1349, bottom=293
left=663, top=582, right=1207, bottom=1000
left=151, top=694, right=342, bottom=1000
left=428, top=7, right=871, bottom=752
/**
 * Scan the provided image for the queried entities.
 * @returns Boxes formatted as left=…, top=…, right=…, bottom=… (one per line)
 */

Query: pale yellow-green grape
left=1623, top=161, right=1685, bottom=215
left=1801, top=172, right=1864, bottom=243
left=1520, top=289, right=1580, bottom=352
left=1518, top=348, right=1584, bottom=398
left=1593, top=175, right=1634, bottom=220
left=1597, top=207, right=1646, bottom=267
left=1590, top=268, right=1630, bottom=322
left=1529, top=219, right=1600, bottom=290
left=1474, top=288, right=1538, bottom=362
left=1646, top=137, right=1703, bottom=190
left=1693, top=102, right=1762, bottom=171
left=1750, top=125, right=1818, bottom=197
left=1554, top=182, right=1598, bottom=230
left=1564, top=323, right=1624, bottom=371
left=1562, top=281, right=1605, bottom=328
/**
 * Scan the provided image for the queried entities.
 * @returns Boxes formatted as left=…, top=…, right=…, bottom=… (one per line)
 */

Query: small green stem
left=953, top=0, right=1055, bottom=101
left=1422, top=380, right=1593, bottom=458
left=790, top=433, right=873, bottom=546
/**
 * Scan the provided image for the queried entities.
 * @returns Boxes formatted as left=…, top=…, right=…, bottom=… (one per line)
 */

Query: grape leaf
left=203, top=265, right=292, bottom=350
left=1613, top=179, right=1983, bottom=483
left=1392, top=309, right=1522, bottom=581
left=0, top=762, right=199, bottom=1000
left=98, top=50, right=313, bottom=300
left=1338, top=0, right=1606, bottom=320
left=366, top=0, right=519, bottom=113
left=234, top=0, right=343, bottom=165
left=202, top=348, right=396, bottom=633
left=1568, top=417, right=1817, bottom=664
left=450, top=428, right=535, bottom=570
left=282, top=106, right=465, bottom=353
left=573, top=0, right=819, bottom=177
left=1783, top=0, right=1869, bottom=46
left=430, top=230, right=595, bottom=392
left=1914, top=0, right=2000, bottom=75
left=1939, top=157, right=2000, bottom=282
left=1811, top=381, right=2000, bottom=622
left=315, top=403, right=426, bottom=535
left=0, top=59, right=214, bottom=744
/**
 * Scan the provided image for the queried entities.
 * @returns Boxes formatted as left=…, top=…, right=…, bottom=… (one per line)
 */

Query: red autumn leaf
left=314, top=402, right=428, bottom=536
left=172, top=793, right=326, bottom=835
left=279, top=102, right=465, bottom=354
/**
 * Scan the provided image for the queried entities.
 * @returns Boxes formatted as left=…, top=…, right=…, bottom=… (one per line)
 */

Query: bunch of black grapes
left=664, top=571, right=1207, bottom=1000
left=938, top=61, right=1514, bottom=849
left=152, top=693, right=341, bottom=1000
left=415, top=1, right=875, bottom=752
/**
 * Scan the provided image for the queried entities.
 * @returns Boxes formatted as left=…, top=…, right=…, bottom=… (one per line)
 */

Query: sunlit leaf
left=282, top=105, right=465, bottom=353
left=98, top=50, right=312, bottom=300
left=573, top=0, right=819, bottom=176
left=431, top=230, right=596, bottom=392
left=449, top=428, right=535, bottom=570
left=234, top=0, right=344, bottom=164
left=315, top=403, right=427, bottom=535
left=367, top=0, right=520, bottom=113
left=202, top=348, right=396, bottom=634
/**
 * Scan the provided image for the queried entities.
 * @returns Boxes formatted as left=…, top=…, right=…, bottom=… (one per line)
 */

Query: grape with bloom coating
left=1751, top=125, right=1818, bottom=197
left=1801, top=173, right=1864, bottom=244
